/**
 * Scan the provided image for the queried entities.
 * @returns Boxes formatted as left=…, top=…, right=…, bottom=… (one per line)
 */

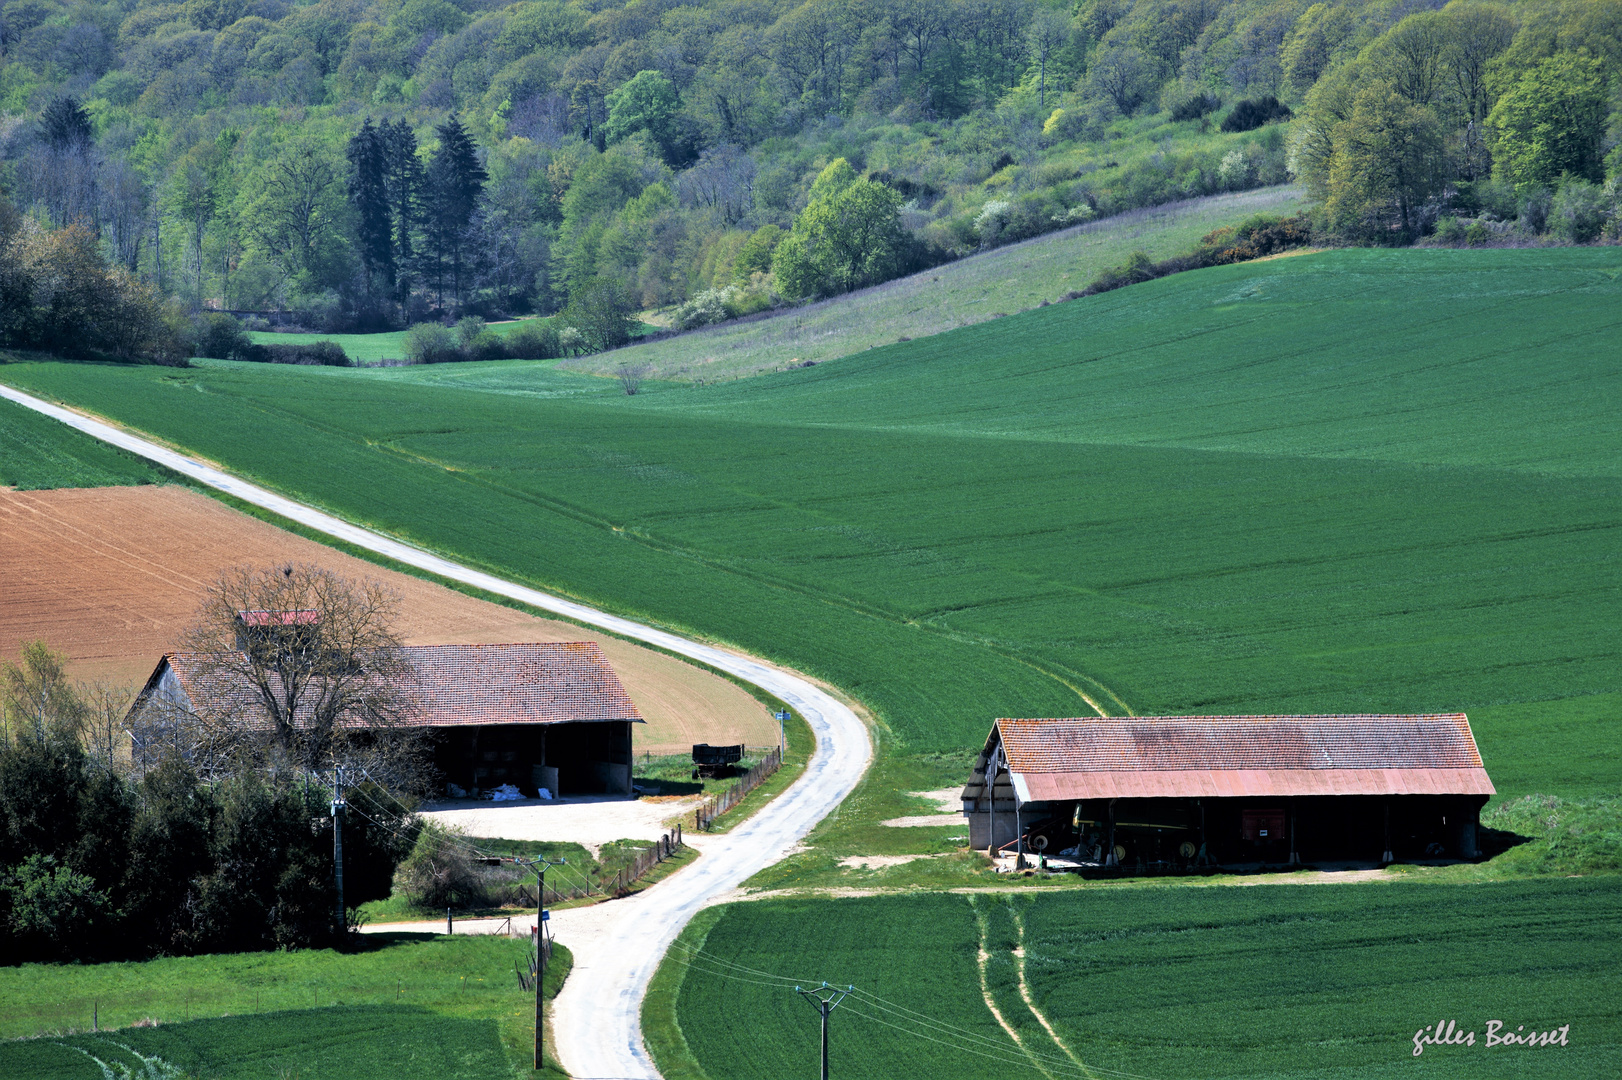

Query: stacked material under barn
left=962, top=715, right=1494, bottom=867
left=129, top=642, right=643, bottom=796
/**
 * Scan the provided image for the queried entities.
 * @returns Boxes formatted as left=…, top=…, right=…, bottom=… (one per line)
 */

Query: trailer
left=691, top=743, right=744, bottom=779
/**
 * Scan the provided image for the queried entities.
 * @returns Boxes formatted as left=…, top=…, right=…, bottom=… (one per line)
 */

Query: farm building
left=961, top=715, right=1494, bottom=868
left=127, top=641, right=642, bottom=796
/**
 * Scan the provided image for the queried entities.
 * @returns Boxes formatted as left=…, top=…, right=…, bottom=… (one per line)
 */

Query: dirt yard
left=0, top=484, right=776, bottom=753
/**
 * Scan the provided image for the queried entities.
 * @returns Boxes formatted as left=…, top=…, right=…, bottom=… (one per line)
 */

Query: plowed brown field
left=0, top=484, right=774, bottom=753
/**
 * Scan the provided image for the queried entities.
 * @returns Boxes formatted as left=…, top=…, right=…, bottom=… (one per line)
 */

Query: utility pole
left=482, top=853, right=567, bottom=1072
left=795, top=982, right=852, bottom=1080
left=331, top=765, right=346, bottom=941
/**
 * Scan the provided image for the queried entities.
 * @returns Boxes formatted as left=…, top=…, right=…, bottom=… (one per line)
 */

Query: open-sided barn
left=961, top=715, right=1494, bottom=869
left=127, top=641, right=643, bottom=796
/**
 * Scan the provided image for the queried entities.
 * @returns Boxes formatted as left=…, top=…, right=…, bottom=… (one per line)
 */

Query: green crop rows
left=665, top=880, right=1622, bottom=1080
left=0, top=934, right=572, bottom=1078
left=3, top=249, right=1618, bottom=798
left=0, top=395, right=173, bottom=490
left=1, top=1006, right=506, bottom=1080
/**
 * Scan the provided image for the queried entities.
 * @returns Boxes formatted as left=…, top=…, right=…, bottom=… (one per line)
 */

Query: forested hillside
left=1, top=0, right=1619, bottom=348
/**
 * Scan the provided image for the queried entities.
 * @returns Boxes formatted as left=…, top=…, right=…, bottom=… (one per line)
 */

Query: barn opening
left=127, top=641, right=642, bottom=797
left=961, top=715, right=1494, bottom=871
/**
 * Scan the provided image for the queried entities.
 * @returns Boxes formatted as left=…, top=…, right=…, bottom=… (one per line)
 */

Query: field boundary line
left=0, top=382, right=873, bottom=1080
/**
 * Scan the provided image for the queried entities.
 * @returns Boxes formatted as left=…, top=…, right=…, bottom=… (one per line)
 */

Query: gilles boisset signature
left=1413, top=1020, right=1570, bottom=1056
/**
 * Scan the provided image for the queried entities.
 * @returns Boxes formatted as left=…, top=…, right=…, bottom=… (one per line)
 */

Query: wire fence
left=603, top=825, right=686, bottom=897
left=693, top=746, right=782, bottom=831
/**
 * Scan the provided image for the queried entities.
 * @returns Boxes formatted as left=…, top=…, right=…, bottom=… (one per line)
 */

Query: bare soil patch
left=0, top=484, right=775, bottom=753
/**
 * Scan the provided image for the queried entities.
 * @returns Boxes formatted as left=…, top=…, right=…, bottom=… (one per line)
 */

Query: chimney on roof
left=234, top=609, right=321, bottom=652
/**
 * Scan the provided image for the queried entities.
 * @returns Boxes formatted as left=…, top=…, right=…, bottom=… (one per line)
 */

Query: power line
left=659, top=941, right=1157, bottom=1080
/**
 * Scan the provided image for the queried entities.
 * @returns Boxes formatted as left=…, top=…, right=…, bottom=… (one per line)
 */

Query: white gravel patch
left=419, top=795, right=700, bottom=854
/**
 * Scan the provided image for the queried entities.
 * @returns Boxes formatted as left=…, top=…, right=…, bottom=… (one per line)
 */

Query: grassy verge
left=642, top=904, right=728, bottom=1080
left=0, top=935, right=573, bottom=1079
left=564, top=186, right=1304, bottom=383
left=699, top=706, right=814, bottom=835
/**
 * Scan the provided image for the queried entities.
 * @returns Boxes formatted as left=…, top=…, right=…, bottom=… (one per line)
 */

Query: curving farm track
left=0, top=383, right=873, bottom=1079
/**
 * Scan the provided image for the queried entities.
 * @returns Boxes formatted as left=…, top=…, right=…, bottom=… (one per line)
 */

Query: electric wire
left=342, top=785, right=601, bottom=898
left=660, top=940, right=1158, bottom=1080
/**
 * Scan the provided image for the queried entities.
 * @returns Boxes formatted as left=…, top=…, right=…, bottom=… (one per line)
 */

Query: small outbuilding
left=961, top=714, right=1494, bottom=868
left=128, top=641, right=643, bottom=796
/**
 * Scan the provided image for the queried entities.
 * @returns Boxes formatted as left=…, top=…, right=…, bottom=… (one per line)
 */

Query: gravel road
left=0, top=383, right=873, bottom=1079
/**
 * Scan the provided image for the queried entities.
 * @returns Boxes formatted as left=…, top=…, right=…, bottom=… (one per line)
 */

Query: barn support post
left=1381, top=801, right=1394, bottom=865
left=1288, top=800, right=1301, bottom=866
left=1105, top=799, right=1118, bottom=867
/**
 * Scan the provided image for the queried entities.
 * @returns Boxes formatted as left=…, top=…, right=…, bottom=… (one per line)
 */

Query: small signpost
left=776, top=710, right=790, bottom=756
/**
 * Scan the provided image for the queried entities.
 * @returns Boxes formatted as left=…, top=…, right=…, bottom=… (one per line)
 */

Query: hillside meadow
left=3, top=248, right=1617, bottom=795
left=564, top=185, right=1306, bottom=381
left=652, top=880, right=1622, bottom=1080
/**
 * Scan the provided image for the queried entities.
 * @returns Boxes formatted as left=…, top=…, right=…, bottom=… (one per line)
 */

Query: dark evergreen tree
left=380, top=119, right=423, bottom=301
left=345, top=118, right=394, bottom=297
left=420, top=116, right=487, bottom=311
left=38, top=96, right=93, bottom=152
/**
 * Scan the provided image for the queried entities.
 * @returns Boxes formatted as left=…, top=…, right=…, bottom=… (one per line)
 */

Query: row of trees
left=4, top=0, right=1620, bottom=348
left=0, top=640, right=413, bottom=964
left=0, top=564, right=441, bottom=964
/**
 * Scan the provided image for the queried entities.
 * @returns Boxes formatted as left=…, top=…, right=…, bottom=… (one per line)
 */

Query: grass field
left=564, top=186, right=1305, bottom=383
left=3, top=249, right=1617, bottom=786
left=0, top=394, right=173, bottom=489
left=0, top=934, right=572, bottom=1078
left=242, top=316, right=541, bottom=363
left=653, top=879, right=1622, bottom=1080
left=242, top=314, right=660, bottom=364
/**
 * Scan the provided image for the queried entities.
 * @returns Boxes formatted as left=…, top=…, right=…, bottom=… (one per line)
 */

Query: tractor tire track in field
left=0, top=383, right=871, bottom=1080
left=1011, top=904, right=1093, bottom=1076
left=971, top=898, right=1060, bottom=1080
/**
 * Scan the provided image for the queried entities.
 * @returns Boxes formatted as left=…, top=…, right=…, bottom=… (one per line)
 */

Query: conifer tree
left=420, top=117, right=487, bottom=311
left=380, top=119, right=422, bottom=300
left=346, top=119, right=394, bottom=297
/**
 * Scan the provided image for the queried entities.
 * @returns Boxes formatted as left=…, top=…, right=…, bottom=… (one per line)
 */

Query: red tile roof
left=992, top=715, right=1494, bottom=799
left=159, top=642, right=642, bottom=728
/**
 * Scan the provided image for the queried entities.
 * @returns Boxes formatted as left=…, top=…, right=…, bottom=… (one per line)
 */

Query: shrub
left=463, top=330, right=508, bottom=361
left=505, top=320, right=562, bottom=359
left=395, top=821, right=487, bottom=910
left=562, top=279, right=636, bottom=352
left=1433, top=216, right=1467, bottom=244
left=1221, top=96, right=1293, bottom=133
left=1550, top=178, right=1607, bottom=243
left=2, top=854, right=109, bottom=963
left=1170, top=94, right=1221, bottom=122
left=674, top=287, right=735, bottom=330
left=404, top=322, right=461, bottom=364
left=191, top=313, right=257, bottom=361
left=455, top=316, right=487, bottom=347
left=258, top=341, right=349, bottom=366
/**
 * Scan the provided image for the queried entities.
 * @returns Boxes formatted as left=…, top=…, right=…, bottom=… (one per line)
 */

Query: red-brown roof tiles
left=161, top=642, right=642, bottom=728
left=993, top=715, right=1494, bottom=798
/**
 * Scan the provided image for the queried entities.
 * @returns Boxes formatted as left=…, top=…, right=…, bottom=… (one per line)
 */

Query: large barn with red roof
left=961, top=714, right=1494, bottom=869
left=128, top=641, right=643, bottom=796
